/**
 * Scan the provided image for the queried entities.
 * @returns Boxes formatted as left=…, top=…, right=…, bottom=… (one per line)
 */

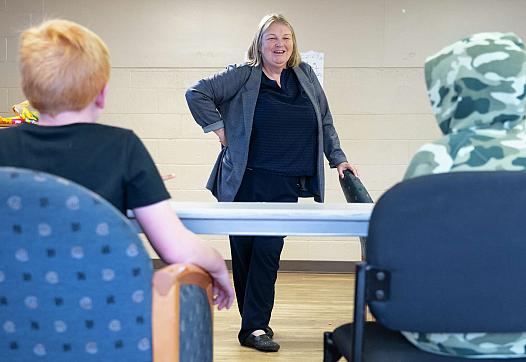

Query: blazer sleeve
left=185, top=64, right=251, bottom=133
left=303, top=63, right=348, bottom=168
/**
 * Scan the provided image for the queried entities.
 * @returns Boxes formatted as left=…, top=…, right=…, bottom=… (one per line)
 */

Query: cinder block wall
left=0, top=0, right=524, bottom=262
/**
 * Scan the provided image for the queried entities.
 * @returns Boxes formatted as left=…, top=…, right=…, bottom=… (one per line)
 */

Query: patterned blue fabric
left=179, top=285, right=212, bottom=362
left=0, top=167, right=153, bottom=361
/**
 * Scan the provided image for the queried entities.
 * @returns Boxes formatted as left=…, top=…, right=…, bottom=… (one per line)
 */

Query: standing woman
left=186, top=13, right=358, bottom=352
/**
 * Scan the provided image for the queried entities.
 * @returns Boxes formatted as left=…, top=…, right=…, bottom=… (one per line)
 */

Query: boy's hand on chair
left=211, top=263, right=235, bottom=310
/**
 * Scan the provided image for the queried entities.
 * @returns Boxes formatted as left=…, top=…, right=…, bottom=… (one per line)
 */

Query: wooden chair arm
left=152, top=263, right=213, bottom=362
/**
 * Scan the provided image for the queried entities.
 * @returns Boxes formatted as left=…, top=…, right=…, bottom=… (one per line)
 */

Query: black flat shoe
left=241, top=333, right=280, bottom=352
left=264, top=326, right=274, bottom=339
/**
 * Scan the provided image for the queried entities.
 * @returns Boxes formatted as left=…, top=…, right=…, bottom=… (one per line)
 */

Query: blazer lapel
left=294, top=66, right=322, bottom=129
left=241, top=66, right=262, bottom=137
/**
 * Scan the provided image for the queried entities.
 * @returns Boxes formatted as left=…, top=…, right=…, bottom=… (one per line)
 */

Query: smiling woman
left=247, top=17, right=297, bottom=86
left=259, top=23, right=293, bottom=85
left=185, top=13, right=358, bottom=353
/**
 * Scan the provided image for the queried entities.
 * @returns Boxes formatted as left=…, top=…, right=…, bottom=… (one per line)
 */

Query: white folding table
left=130, top=202, right=374, bottom=237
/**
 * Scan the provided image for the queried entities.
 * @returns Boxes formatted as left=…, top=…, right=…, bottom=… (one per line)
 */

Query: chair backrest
left=339, top=170, right=374, bottom=259
left=366, top=171, right=526, bottom=333
left=0, top=167, right=153, bottom=361
left=339, top=170, right=373, bottom=204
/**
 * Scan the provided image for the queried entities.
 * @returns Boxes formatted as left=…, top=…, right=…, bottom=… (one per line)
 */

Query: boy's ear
left=95, top=83, right=109, bottom=109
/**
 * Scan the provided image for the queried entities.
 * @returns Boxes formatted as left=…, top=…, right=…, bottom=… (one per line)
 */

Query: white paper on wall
left=300, top=50, right=324, bottom=87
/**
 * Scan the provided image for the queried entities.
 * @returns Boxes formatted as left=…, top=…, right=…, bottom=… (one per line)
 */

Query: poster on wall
left=301, top=50, right=324, bottom=87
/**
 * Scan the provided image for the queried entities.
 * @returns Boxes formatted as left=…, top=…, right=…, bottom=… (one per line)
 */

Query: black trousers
left=230, top=168, right=300, bottom=343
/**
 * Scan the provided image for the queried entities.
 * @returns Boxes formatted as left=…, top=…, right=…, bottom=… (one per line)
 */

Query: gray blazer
left=185, top=62, right=347, bottom=202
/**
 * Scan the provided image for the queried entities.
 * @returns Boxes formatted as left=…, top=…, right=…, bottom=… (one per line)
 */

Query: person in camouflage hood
left=402, top=32, right=526, bottom=358
left=405, top=32, right=526, bottom=179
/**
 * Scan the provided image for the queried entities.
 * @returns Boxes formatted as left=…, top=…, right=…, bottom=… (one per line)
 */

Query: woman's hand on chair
left=337, top=162, right=359, bottom=179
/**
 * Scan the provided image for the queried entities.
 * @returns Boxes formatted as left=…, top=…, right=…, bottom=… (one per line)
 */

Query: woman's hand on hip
left=337, top=162, right=359, bottom=178
left=214, top=128, right=228, bottom=147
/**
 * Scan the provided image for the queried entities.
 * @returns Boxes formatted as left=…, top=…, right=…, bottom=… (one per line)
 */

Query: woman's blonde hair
left=247, top=13, right=301, bottom=68
left=19, top=19, right=110, bottom=115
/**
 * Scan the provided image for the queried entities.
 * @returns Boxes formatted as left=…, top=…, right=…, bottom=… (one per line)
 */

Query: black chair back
left=339, top=170, right=373, bottom=203
left=339, top=170, right=373, bottom=259
left=366, top=171, right=526, bottom=333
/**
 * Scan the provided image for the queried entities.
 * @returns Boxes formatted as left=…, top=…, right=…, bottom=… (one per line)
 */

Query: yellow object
left=0, top=100, right=39, bottom=125
left=12, top=100, right=39, bottom=123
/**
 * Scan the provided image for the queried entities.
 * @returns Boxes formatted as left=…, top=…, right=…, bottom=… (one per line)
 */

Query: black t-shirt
left=0, top=123, right=170, bottom=214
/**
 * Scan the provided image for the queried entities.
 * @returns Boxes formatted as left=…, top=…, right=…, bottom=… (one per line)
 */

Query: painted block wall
left=0, top=0, right=524, bottom=261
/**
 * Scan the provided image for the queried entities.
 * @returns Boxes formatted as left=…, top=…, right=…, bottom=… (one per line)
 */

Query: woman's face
left=260, top=22, right=293, bottom=71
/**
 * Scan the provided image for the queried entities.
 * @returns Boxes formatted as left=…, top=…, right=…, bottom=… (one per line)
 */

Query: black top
left=247, top=68, right=318, bottom=176
left=0, top=123, right=170, bottom=214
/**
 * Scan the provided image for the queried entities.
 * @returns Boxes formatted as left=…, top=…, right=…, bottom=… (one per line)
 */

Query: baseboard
left=152, top=259, right=358, bottom=274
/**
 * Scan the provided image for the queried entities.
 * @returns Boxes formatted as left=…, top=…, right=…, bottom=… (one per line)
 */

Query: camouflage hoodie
left=404, top=32, right=526, bottom=179
left=402, top=32, right=526, bottom=358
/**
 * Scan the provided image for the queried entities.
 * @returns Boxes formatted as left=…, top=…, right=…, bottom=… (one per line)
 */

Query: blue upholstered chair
left=325, top=171, right=526, bottom=361
left=0, top=167, right=213, bottom=362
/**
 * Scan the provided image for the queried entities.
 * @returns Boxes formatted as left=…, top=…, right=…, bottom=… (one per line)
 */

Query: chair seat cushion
left=333, top=322, right=526, bottom=362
